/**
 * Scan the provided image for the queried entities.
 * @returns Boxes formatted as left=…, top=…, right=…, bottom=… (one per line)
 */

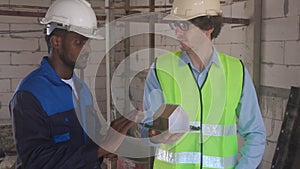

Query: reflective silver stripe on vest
left=156, top=149, right=238, bottom=168
left=189, top=122, right=237, bottom=136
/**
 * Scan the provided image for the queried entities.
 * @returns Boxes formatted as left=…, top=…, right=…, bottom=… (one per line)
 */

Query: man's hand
left=98, top=109, right=141, bottom=157
left=149, top=129, right=185, bottom=144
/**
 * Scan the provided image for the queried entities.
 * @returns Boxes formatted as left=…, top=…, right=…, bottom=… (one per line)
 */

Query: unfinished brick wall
left=259, top=0, right=300, bottom=168
left=1, top=0, right=300, bottom=169
left=0, top=1, right=52, bottom=160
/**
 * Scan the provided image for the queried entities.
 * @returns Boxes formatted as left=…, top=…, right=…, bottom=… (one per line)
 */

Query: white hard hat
left=40, top=0, right=104, bottom=40
left=164, top=0, right=222, bottom=21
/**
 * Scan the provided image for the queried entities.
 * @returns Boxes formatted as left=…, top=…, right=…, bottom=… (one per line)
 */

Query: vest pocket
left=49, top=112, right=72, bottom=143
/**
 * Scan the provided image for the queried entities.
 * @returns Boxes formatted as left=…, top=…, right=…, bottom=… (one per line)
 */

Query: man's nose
left=83, top=42, right=92, bottom=53
left=175, top=26, right=185, bottom=39
left=175, top=27, right=184, bottom=37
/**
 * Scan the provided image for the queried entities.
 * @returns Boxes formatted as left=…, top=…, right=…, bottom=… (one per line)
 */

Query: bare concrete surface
left=0, top=121, right=16, bottom=169
left=0, top=156, right=16, bottom=169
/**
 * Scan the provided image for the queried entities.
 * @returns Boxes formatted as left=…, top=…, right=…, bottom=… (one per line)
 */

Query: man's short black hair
left=189, top=15, right=224, bottom=39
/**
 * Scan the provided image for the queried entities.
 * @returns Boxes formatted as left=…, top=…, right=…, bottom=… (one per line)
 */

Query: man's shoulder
left=10, top=68, right=50, bottom=108
left=158, top=50, right=181, bottom=58
left=217, top=52, right=242, bottom=65
left=156, top=50, right=182, bottom=64
left=217, top=52, right=240, bottom=60
left=17, top=68, right=51, bottom=92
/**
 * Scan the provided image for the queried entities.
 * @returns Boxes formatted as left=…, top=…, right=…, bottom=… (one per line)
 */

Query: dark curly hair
left=189, top=15, right=224, bottom=39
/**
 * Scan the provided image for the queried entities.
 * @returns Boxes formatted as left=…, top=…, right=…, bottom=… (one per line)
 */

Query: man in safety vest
left=142, top=0, right=266, bottom=168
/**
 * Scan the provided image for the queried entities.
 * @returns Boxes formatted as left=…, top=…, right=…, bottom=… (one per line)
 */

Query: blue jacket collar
left=40, top=56, right=76, bottom=86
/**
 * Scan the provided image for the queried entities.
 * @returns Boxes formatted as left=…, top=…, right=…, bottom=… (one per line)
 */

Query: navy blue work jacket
left=10, top=57, right=103, bottom=169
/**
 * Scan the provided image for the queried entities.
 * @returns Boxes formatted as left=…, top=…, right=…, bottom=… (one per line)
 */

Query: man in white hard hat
left=142, top=0, right=266, bottom=168
left=9, top=0, right=138, bottom=168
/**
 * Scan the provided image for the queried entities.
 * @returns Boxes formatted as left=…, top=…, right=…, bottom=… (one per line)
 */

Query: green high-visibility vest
left=154, top=51, right=244, bottom=169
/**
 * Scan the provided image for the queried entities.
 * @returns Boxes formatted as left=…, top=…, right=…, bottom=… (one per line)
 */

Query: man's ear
left=208, top=27, right=214, bottom=34
left=203, top=28, right=214, bottom=40
left=50, top=35, right=62, bottom=49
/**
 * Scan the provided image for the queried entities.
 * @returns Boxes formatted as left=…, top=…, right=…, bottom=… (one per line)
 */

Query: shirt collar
left=179, top=47, right=220, bottom=68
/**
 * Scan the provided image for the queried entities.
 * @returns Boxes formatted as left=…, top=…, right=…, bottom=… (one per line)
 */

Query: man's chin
left=75, top=62, right=87, bottom=69
left=179, top=41, right=190, bottom=51
left=75, top=57, right=88, bottom=69
left=179, top=45, right=191, bottom=52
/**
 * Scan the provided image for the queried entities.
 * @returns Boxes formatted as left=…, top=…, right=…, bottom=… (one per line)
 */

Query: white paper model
left=152, top=104, right=190, bottom=133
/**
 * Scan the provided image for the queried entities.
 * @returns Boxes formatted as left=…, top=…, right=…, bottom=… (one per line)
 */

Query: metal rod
left=223, top=17, right=250, bottom=26
left=0, top=10, right=45, bottom=17
left=0, top=4, right=172, bottom=10
left=0, top=2, right=247, bottom=10
left=92, top=5, right=171, bottom=10
left=0, top=4, right=48, bottom=10
left=149, top=0, right=155, bottom=64
left=124, top=0, right=131, bottom=117
left=0, top=11, right=250, bottom=26
left=0, top=30, right=42, bottom=34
